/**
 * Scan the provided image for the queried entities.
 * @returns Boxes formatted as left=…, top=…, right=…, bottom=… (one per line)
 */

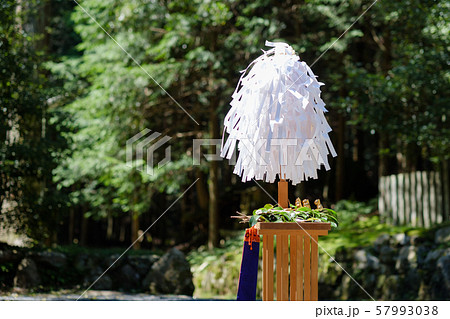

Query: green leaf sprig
left=249, top=203, right=338, bottom=229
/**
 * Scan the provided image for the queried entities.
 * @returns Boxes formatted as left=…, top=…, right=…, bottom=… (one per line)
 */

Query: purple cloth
left=236, top=240, right=260, bottom=300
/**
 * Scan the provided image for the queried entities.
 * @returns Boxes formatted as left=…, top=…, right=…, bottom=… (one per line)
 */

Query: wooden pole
left=278, top=179, right=289, bottom=208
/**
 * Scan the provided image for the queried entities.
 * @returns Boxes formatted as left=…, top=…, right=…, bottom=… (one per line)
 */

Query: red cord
left=244, top=226, right=260, bottom=250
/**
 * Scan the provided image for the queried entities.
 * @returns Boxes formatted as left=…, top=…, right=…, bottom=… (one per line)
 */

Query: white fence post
left=378, top=170, right=448, bottom=227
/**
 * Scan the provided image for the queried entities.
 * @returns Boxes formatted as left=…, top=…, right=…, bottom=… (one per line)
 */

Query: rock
left=392, top=233, right=410, bottom=247
left=0, top=249, right=23, bottom=264
left=425, top=249, right=444, bottom=265
left=353, top=250, right=380, bottom=270
left=321, top=262, right=343, bottom=285
left=378, top=245, right=396, bottom=265
left=115, top=264, right=140, bottom=291
left=437, top=255, right=450, bottom=289
left=33, top=251, right=67, bottom=268
left=127, top=255, right=158, bottom=277
left=14, top=258, right=41, bottom=288
left=410, top=235, right=426, bottom=246
left=416, top=245, right=429, bottom=267
left=334, top=246, right=354, bottom=262
left=380, top=275, right=399, bottom=300
left=74, top=253, right=96, bottom=272
left=396, top=246, right=417, bottom=273
left=102, top=254, right=125, bottom=270
left=84, top=267, right=113, bottom=290
left=374, top=234, right=390, bottom=249
left=375, top=274, right=387, bottom=299
left=435, top=227, right=450, bottom=244
left=91, top=275, right=113, bottom=290
left=319, top=230, right=449, bottom=301
left=379, top=264, right=388, bottom=275
left=373, top=234, right=391, bottom=246
left=339, top=275, right=351, bottom=300
left=143, top=248, right=194, bottom=296
left=430, top=255, right=450, bottom=300
left=400, top=269, right=421, bottom=300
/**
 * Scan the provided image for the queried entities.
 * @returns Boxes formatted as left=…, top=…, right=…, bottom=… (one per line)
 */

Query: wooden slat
left=404, top=172, right=411, bottom=225
left=276, top=235, right=281, bottom=301
left=417, top=171, right=424, bottom=227
left=423, top=171, right=430, bottom=228
left=384, top=175, right=391, bottom=224
left=387, top=175, right=393, bottom=223
left=280, top=235, right=289, bottom=300
left=379, top=171, right=448, bottom=228
left=443, top=162, right=450, bottom=222
left=378, top=176, right=385, bottom=220
left=311, top=235, right=319, bottom=300
left=391, top=174, right=398, bottom=224
left=410, top=172, right=417, bottom=226
left=267, top=234, right=274, bottom=301
left=262, top=235, right=268, bottom=301
left=435, top=172, right=443, bottom=224
left=262, top=235, right=266, bottom=300
left=290, top=234, right=297, bottom=300
left=398, top=173, right=405, bottom=225
left=430, top=171, right=436, bottom=225
left=297, top=235, right=303, bottom=301
left=303, top=235, right=311, bottom=300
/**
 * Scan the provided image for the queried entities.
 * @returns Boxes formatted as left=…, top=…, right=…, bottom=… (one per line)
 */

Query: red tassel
left=244, top=226, right=260, bottom=250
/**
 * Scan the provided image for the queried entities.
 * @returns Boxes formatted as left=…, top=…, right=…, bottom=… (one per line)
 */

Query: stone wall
left=319, top=226, right=450, bottom=300
left=0, top=246, right=194, bottom=296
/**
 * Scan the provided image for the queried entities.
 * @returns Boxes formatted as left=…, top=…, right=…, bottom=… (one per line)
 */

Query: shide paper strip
left=221, top=41, right=337, bottom=185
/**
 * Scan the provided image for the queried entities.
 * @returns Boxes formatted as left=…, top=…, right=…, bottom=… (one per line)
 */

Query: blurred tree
left=342, top=0, right=450, bottom=172
left=0, top=0, right=70, bottom=243
left=4, top=0, right=447, bottom=247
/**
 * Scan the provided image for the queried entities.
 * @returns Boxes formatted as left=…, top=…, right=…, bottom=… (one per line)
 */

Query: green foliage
left=322, top=200, right=410, bottom=256
left=249, top=204, right=338, bottom=228
left=333, top=199, right=377, bottom=228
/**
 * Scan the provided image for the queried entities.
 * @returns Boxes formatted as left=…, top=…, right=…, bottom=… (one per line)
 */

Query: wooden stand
left=255, top=222, right=331, bottom=301
left=278, top=179, right=289, bottom=208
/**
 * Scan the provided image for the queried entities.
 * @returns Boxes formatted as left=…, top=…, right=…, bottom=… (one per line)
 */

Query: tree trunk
left=68, top=207, right=75, bottom=244
left=335, top=114, right=345, bottom=201
left=378, top=133, right=389, bottom=178
left=119, top=216, right=126, bottom=243
left=106, top=211, right=113, bottom=241
left=195, top=169, right=209, bottom=211
left=131, top=211, right=140, bottom=250
left=206, top=29, right=221, bottom=249
left=208, top=109, right=220, bottom=249
left=80, top=213, right=88, bottom=246
left=405, top=141, right=418, bottom=172
left=378, top=28, right=393, bottom=178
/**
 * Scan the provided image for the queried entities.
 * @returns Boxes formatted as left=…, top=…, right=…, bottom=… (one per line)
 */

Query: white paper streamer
left=220, top=41, right=337, bottom=185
